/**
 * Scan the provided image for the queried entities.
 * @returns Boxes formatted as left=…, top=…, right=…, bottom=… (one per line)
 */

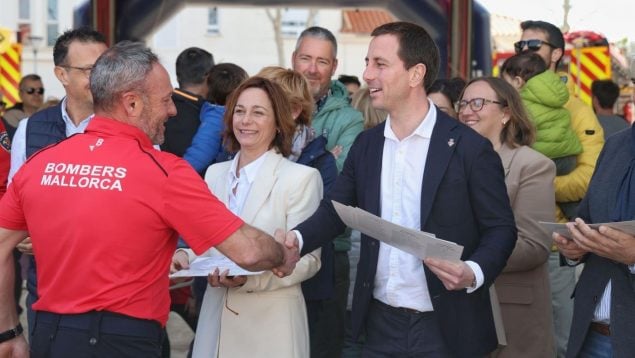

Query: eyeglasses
left=457, top=98, right=505, bottom=113
left=60, top=65, right=94, bottom=76
left=22, top=87, right=45, bottom=95
left=514, top=39, right=556, bottom=54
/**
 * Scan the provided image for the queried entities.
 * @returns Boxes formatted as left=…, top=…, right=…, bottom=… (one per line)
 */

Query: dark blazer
left=566, top=127, right=635, bottom=358
left=296, top=110, right=517, bottom=356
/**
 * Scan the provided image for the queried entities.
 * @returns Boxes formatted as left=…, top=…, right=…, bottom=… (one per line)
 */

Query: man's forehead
left=521, top=28, right=548, bottom=40
left=297, top=38, right=335, bottom=56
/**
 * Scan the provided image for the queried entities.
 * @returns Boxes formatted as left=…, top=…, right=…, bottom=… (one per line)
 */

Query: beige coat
left=491, top=144, right=556, bottom=358
left=191, top=151, right=323, bottom=358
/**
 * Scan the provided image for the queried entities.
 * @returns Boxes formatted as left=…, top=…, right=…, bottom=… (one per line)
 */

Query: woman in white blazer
left=175, top=77, right=323, bottom=357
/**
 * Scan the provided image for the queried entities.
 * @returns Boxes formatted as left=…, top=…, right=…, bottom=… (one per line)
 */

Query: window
left=281, top=9, right=312, bottom=37
left=18, top=0, right=30, bottom=20
left=47, top=0, right=59, bottom=46
left=207, top=7, right=219, bottom=35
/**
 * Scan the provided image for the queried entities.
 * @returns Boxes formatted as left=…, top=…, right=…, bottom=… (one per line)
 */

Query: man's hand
left=330, top=145, right=343, bottom=159
left=271, top=230, right=299, bottom=278
left=15, top=237, right=32, bottom=255
left=424, top=258, right=475, bottom=291
left=568, top=218, right=635, bottom=265
left=170, top=250, right=190, bottom=274
left=207, top=268, right=247, bottom=288
left=553, top=231, right=588, bottom=261
left=0, top=335, right=29, bottom=358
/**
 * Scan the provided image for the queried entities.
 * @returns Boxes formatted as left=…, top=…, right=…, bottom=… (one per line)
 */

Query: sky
left=477, top=0, right=635, bottom=44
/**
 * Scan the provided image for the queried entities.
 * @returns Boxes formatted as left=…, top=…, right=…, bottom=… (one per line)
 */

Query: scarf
left=288, top=125, right=315, bottom=162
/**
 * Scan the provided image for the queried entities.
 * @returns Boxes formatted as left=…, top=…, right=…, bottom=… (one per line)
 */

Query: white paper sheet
left=332, top=201, right=463, bottom=261
left=169, top=256, right=264, bottom=278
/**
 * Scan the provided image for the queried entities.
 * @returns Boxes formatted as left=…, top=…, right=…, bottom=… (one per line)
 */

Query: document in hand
left=332, top=201, right=463, bottom=261
left=169, top=256, right=264, bottom=278
left=539, top=220, right=635, bottom=240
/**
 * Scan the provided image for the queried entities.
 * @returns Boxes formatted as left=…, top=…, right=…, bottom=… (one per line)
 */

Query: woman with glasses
left=501, top=52, right=581, bottom=178
left=458, top=77, right=556, bottom=358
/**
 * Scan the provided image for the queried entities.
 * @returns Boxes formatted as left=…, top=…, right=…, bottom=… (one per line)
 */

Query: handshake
left=170, top=228, right=302, bottom=282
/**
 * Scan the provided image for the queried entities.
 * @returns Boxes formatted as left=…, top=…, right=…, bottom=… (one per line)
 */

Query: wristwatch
left=0, top=323, right=23, bottom=343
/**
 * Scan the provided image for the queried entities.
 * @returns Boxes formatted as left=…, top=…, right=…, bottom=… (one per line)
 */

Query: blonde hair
left=256, top=66, right=314, bottom=126
left=351, top=87, right=387, bottom=129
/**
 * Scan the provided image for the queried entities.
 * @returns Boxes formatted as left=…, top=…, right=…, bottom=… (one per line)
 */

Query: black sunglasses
left=23, top=87, right=45, bottom=95
left=514, top=39, right=556, bottom=54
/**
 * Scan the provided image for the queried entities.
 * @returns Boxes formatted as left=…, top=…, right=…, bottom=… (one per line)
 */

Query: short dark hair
left=223, top=77, right=296, bottom=157
left=428, top=77, right=466, bottom=105
left=520, top=20, right=565, bottom=67
left=295, top=26, right=338, bottom=58
left=206, top=63, right=248, bottom=105
left=500, top=52, right=548, bottom=83
left=53, top=27, right=107, bottom=66
left=338, top=74, right=360, bottom=87
left=591, top=79, right=620, bottom=109
left=19, top=74, right=42, bottom=89
left=371, top=22, right=439, bottom=90
left=175, top=47, right=214, bottom=87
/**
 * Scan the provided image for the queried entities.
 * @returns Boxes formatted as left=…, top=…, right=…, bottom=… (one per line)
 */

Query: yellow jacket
left=555, top=73, right=604, bottom=222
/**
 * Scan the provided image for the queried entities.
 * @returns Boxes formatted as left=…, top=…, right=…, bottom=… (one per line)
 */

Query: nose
left=167, top=99, right=177, bottom=117
left=363, top=66, right=374, bottom=83
left=306, top=60, right=318, bottom=74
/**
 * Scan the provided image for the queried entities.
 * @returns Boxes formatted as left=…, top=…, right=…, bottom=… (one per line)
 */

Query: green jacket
left=313, top=80, right=364, bottom=172
left=521, top=71, right=582, bottom=159
left=313, top=80, right=363, bottom=251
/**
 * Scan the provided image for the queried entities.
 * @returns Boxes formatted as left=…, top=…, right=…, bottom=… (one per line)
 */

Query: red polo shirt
left=0, top=116, right=243, bottom=325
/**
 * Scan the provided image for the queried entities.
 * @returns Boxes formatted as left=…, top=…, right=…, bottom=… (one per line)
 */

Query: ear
left=291, top=51, right=297, bottom=65
left=122, top=92, right=142, bottom=117
left=410, top=63, right=426, bottom=87
left=512, top=76, right=525, bottom=90
left=54, top=66, right=69, bottom=86
left=501, top=107, right=511, bottom=125
left=331, top=58, right=339, bottom=76
left=291, top=105, right=302, bottom=121
left=550, top=48, right=563, bottom=70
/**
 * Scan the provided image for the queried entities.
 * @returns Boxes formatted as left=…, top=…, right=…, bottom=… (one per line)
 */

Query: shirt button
left=89, top=337, right=98, bottom=345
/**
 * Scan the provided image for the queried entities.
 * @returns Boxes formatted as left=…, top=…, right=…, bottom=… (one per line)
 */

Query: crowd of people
left=0, top=16, right=633, bottom=358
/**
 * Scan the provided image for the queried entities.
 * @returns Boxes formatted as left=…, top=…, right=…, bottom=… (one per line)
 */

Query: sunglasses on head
left=514, top=39, right=556, bottom=54
left=23, top=87, right=45, bottom=95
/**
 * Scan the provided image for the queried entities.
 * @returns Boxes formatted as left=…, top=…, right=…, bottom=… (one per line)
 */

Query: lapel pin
left=448, top=138, right=455, bottom=147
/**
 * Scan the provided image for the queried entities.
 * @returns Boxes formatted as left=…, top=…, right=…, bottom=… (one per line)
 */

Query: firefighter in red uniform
left=0, top=41, right=300, bottom=358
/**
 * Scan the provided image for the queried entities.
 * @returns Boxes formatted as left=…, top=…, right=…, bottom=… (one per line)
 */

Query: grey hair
left=90, top=41, right=159, bottom=112
left=295, top=26, right=337, bottom=59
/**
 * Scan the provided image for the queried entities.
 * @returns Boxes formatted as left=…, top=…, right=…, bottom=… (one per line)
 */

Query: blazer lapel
left=497, top=144, right=516, bottom=178
left=421, top=114, right=460, bottom=227
left=240, top=151, right=281, bottom=223
left=365, top=125, right=385, bottom=217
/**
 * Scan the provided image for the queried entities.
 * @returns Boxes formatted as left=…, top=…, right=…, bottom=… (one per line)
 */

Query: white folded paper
left=169, top=256, right=264, bottom=278
left=539, top=220, right=635, bottom=240
left=332, top=201, right=463, bottom=261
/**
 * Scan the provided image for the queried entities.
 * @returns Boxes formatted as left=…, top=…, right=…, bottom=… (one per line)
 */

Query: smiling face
left=292, top=37, right=338, bottom=100
left=138, top=64, right=177, bottom=144
left=458, top=80, right=508, bottom=148
left=58, top=41, right=108, bottom=107
left=363, top=34, right=414, bottom=114
left=232, top=87, right=277, bottom=157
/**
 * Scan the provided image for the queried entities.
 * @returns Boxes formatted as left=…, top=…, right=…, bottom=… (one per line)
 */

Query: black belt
left=372, top=298, right=433, bottom=317
left=36, top=311, right=163, bottom=341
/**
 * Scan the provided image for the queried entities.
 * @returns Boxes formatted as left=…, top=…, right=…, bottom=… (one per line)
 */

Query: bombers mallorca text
left=40, top=162, right=127, bottom=191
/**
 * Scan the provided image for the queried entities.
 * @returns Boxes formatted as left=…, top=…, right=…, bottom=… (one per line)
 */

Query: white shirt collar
left=383, top=98, right=437, bottom=141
